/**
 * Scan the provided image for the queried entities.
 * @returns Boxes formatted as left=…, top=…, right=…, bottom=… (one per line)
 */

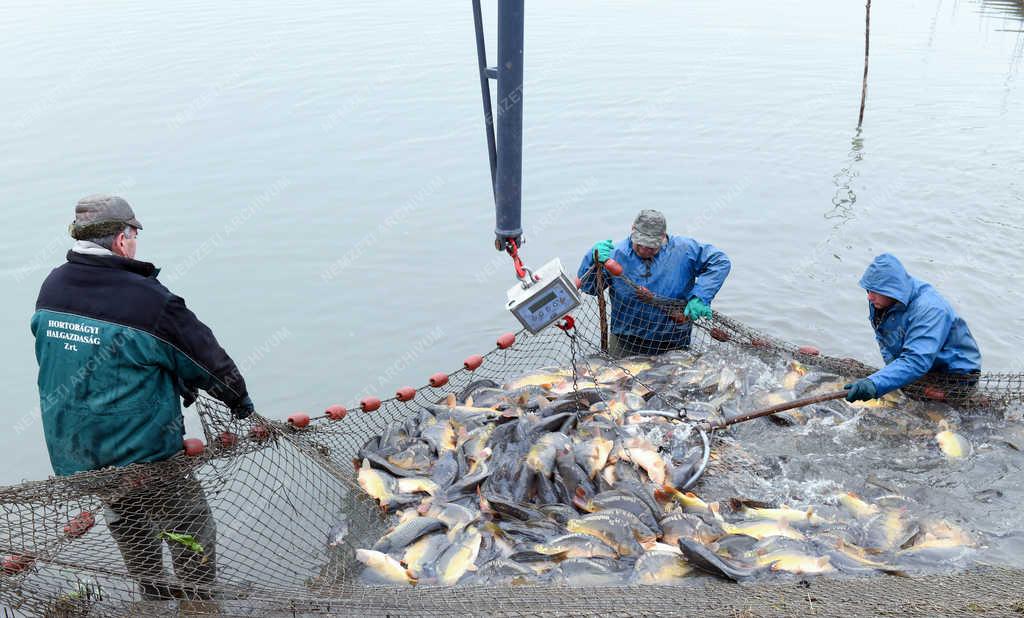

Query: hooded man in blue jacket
left=32, top=194, right=254, bottom=599
left=578, top=209, right=731, bottom=357
left=845, top=253, right=981, bottom=402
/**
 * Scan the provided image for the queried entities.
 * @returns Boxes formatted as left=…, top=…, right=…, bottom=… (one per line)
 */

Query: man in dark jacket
left=31, top=194, right=254, bottom=599
left=845, top=253, right=982, bottom=402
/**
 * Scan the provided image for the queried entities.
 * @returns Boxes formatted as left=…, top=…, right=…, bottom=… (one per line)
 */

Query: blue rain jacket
left=578, top=236, right=731, bottom=343
left=859, top=253, right=981, bottom=395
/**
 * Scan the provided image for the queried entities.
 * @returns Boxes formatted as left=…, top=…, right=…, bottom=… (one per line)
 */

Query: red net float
left=603, top=259, right=624, bottom=276
left=710, top=328, right=730, bottom=342
left=183, top=438, right=205, bottom=457
left=325, top=405, right=347, bottom=421
left=218, top=431, right=239, bottom=448
left=496, top=333, right=516, bottom=349
left=361, top=397, right=382, bottom=413
left=464, top=355, right=484, bottom=371
left=750, top=337, right=772, bottom=349
left=2, top=555, right=33, bottom=575
left=288, top=412, right=310, bottom=428
left=428, top=373, right=449, bottom=388
left=574, top=276, right=582, bottom=289
left=63, top=511, right=96, bottom=538
left=249, top=424, right=271, bottom=442
left=798, top=345, right=821, bottom=356
left=396, top=387, right=416, bottom=402
left=923, top=386, right=947, bottom=401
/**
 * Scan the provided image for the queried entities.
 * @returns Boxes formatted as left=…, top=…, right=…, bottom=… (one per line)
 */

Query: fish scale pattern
left=1, top=276, right=1023, bottom=616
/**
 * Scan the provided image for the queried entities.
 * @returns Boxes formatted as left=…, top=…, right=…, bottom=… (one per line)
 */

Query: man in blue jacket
left=32, top=194, right=254, bottom=599
left=845, top=253, right=981, bottom=402
left=578, top=209, right=731, bottom=357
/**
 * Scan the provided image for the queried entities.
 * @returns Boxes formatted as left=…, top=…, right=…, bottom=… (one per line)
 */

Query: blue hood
left=857, top=253, right=981, bottom=395
left=859, top=253, right=913, bottom=306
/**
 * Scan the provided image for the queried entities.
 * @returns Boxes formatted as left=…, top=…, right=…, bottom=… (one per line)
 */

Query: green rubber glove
left=592, top=239, right=614, bottom=263
left=683, top=297, right=712, bottom=320
left=844, top=379, right=877, bottom=402
left=159, top=531, right=205, bottom=554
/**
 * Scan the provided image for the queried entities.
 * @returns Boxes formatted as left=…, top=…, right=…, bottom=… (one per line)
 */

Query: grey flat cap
left=631, top=209, right=666, bottom=248
left=70, top=194, right=143, bottom=239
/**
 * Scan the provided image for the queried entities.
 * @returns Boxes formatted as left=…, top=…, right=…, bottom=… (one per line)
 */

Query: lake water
left=1, top=0, right=1021, bottom=485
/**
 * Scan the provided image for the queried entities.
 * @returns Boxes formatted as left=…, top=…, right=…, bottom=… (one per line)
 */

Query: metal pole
left=471, top=0, right=497, bottom=197
left=494, top=0, right=525, bottom=249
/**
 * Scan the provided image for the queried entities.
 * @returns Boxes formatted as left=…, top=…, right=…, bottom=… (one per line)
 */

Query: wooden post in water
left=857, top=0, right=872, bottom=128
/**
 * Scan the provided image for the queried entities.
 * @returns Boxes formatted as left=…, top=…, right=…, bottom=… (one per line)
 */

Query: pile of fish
left=345, top=348, right=983, bottom=586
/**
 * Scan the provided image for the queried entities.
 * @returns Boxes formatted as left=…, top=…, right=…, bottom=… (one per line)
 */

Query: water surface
left=1, top=0, right=1021, bottom=484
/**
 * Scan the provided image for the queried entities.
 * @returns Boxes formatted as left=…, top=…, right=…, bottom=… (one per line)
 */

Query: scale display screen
left=506, top=258, right=581, bottom=334
left=514, top=282, right=577, bottom=333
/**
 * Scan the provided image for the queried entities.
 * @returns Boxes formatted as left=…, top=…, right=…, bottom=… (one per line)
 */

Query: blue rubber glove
left=592, top=239, right=614, bottom=262
left=844, top=379, right=877, bottom=402
left=683, top=298, right=712, bottom=320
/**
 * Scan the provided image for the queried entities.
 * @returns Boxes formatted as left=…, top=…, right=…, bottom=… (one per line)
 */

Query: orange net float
left=464, top=355, right=484, bottom=371
left=395, top=387, right=417, bottom=402
left=710, top=328, right=730, bottom=342
left=496, top=333, right=516, bottom=349
left=429, top=372, right=449, bottom=388
left=360, top=397, right=382, bottom=413
left=63, top=511, right=96, bottom=538
left=2, top=555, right=34, bottom=575
left=218, top=431, right=239, bottom=448
left=183, top=438, right=205, bottom=457
left=288, top=412, right=310, bottom=429
left=603, top=259, right=624, bottom=277
left=798, top=345, right=821, bottom=356
left=325, top=404, right=347, bottom=421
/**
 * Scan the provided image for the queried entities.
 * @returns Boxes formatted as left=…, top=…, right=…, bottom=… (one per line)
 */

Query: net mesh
left=2, top=265, right=1023, bottom=617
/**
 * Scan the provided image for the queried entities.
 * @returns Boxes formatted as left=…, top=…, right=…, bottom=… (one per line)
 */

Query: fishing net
left=2, top=262, right=1023, bottom=617
left=580, top=262, right=1011, bottom=407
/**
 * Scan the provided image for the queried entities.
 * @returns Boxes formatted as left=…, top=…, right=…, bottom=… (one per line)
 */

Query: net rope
left=2, top=266, right=1022, bottom=617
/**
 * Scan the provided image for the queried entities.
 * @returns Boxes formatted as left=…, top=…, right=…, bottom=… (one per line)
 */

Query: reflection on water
left=827, top=130, right=865, bottom=225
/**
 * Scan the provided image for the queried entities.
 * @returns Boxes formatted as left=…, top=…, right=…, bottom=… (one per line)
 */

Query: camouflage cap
left=70, top=194, right=143, bottom=240
left=630, top=209, right=667, bottom=248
